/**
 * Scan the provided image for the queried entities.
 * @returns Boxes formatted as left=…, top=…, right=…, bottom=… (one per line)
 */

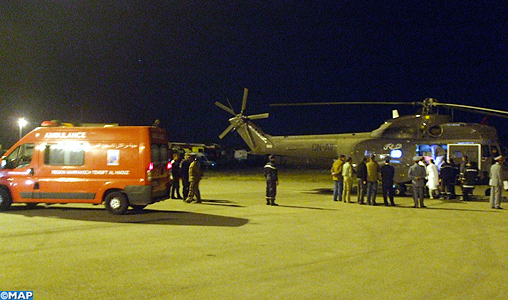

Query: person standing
left=180, top=153, right=191, bottom=200
left=366, top=155, right=380, bottom=205
left=459, top=155, right=469, bottom=179
left=185, top=154, right=203, bottom=203
left=356, top=157, right=368, bottom=204
left=342, top=157, right=353, bottom=203
left=419, top=156, right=427, bottom=167
left=331, top=155, right=345, bottom=202
left=408, top=156, right=427, bottom=208
left=489, top=155, right=503, bottom=209
left=439, top=159, right=456, bottom=199
left=426, top=159, right=439, bottom=199
left=462, top=161, right=478, bottom=201
left=380, top=158, right=395, bottom=206
left=264, top=154, right=279, bottom=206
left=170, top=153, right=183, bottom=199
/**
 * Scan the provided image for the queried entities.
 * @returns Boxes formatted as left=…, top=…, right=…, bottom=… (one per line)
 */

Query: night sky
left=1, top=2, right=508, bottom=149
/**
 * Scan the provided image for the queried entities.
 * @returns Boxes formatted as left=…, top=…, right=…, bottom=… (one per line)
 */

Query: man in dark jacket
left=179, top=153, right=191, bottom=200
left=366, top=155, right=380, bottom=205
left=170, top=153, right=182, bottom=199
left=461, top=161, right=478, bottom=200
left=264, top=155, right=279, bottom=206
left=356, top=157, right=368, bottom=204
left=380, top=158, right=395, bottom=206
left=439, top=159, right=456, bottom=199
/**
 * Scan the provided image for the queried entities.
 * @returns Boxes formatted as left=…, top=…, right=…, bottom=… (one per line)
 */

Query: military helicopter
left=215, top=88, right=508, bottom=194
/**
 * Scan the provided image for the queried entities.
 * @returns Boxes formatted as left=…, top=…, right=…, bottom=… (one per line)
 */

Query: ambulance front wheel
left=105, top=192, right=129, bottom=215
left=0, top=188, right=12, bottom=212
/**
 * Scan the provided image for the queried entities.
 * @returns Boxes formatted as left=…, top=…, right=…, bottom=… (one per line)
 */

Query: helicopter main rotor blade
left=247, top=113, right=269, bottom=120
left=241, top=88, right=249, bottom=113
left=219, top=123, right=236, bottom=139
left=215, top=101, right=236, bottom=116
left=434, top=102, right=508, bottom=119
left=269, top=101, right=420, bottom=107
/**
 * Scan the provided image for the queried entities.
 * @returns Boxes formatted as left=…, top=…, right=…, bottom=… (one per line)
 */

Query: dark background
left=1, top=1, right=507, bottom=149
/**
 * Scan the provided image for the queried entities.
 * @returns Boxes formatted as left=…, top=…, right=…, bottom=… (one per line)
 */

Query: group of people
left=424, top=153, right=506, bottom=209
left=171, top=152, right=282, bottom=207
left=330, top=153, right=506, bottom=209
left=407, top=155, right=455, bottom=208
left=331, top=154, right=396, bottom=206
left=174, top=151, right=506, bottom=210
left=169, top=152, right=204, bottom=204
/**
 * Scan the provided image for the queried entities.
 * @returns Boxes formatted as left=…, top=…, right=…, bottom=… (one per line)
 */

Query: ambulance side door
left=35, top=143, right=95, bottom=202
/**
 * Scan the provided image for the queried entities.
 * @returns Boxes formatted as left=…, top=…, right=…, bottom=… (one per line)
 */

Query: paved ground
left=1, top=176, right=508, bottom=299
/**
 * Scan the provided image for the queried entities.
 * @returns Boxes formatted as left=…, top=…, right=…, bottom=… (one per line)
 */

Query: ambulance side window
left=1, top=143, right=34, bottom=169
left=44, top=144, right=85, bottom=166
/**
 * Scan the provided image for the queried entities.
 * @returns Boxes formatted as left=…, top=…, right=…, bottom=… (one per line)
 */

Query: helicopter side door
left=447, top=144, right=481, bottom=169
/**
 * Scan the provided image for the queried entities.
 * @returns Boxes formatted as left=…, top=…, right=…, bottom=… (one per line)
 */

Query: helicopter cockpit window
left=1, top=143, right=35, bottom=169
left=488, top=145, right=500, bottom=158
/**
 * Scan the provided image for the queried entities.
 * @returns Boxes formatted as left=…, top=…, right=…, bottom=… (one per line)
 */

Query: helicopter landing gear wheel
left=394, top=184, right=406, bottom=196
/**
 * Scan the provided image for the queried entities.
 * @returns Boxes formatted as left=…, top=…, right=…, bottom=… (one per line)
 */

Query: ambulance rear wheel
left=105, top=192, right=129, bottom=215
left=0, top=189, right=12, bottom=212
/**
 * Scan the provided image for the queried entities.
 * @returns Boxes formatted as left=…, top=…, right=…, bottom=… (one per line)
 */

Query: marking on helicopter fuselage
left=383, top=143, right=403, bottom=150
left=312, top=143, right=337, bottom=152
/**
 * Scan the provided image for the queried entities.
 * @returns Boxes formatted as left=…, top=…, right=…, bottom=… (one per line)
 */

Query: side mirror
left=1, top=159, right=15, bottom=169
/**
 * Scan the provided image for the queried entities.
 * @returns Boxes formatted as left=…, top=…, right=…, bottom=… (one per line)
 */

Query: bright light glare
left=18, top=118, right=28, bottom=127
left=390, top=149, right=403, bottom=159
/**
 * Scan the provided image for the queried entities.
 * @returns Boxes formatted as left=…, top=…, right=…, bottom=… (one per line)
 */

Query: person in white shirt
left=426, top=159, right=439, bottom=199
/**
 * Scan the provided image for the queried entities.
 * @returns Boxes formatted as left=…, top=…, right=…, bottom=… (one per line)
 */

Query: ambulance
left=0, top=124, right=171, bottom=214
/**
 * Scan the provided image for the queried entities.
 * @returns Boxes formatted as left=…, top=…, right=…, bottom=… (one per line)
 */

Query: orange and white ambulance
left=0, top=124, right=171, bottom=214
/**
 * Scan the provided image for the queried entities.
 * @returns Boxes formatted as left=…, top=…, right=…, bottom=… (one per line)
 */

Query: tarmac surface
left=1, top=176, right=508, bottom=299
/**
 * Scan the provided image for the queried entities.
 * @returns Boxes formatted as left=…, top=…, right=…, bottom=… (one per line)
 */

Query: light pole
left=18, top=118, right=27, bottom=139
